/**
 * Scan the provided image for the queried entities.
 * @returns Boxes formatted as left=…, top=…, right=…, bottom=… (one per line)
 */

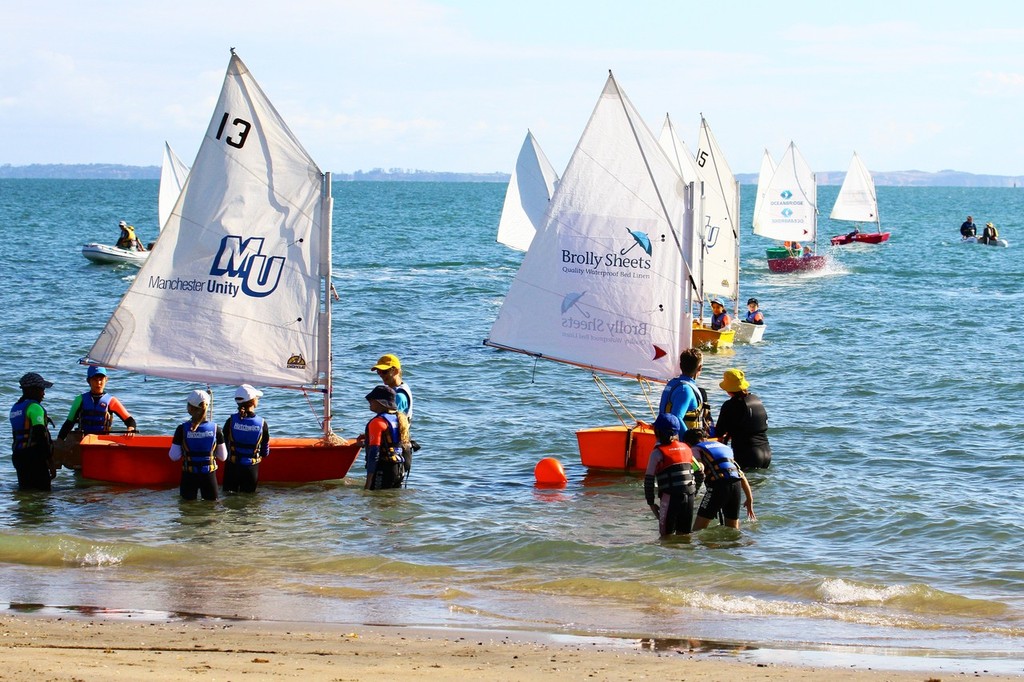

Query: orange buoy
left=534, top=457, right=567, bottom=487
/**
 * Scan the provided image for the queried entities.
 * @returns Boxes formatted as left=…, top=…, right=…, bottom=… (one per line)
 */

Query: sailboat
left=752, top=141, right=826, bottom=273
left=71, top=50, right=361, bottom=486
left=81, top=143, right=190, bottom=266
left=829, top=151, right=890, bottom=245
left=484, top=72, right=699, bottom=472
left=496, top=130, right=559, bottom=252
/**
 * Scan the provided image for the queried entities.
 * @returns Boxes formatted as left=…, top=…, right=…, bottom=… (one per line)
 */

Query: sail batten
left=86, top=52, right=330, bottom=391
left=486, top=73, right=695, bottom=384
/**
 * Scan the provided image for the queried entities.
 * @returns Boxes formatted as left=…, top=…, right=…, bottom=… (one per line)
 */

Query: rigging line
left=607, top=71, right=699, bottom=294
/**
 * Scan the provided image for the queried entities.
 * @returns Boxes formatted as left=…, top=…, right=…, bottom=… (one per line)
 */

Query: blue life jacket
left=10, top=398, right=46, bottom=453
left=693, top=440, right=741, bottom=483
left=181, top=420, right=218, bottom=473
left=745, top=310, right=763, bottom=324
left=226, top=414, right=266, bottom=465
left=79, top=392, right=113, bottom=434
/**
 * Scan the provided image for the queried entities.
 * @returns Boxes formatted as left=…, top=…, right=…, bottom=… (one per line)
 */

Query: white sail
left=657, top=114, right=703, bottom=293
left=87, top=51, right=332, bottom=391
left=695, top=116, right=739, bottom=302
left=752, top=141, right=817, bottom=243
left=496, top=130, right=559, bottom=252
left=485, top=73, right=697, bottom=383
left=830, top=151, right=879, bottom=227
left=157, top=142, right=190, bottom=232
left=751, top=149, right=776, bottom=232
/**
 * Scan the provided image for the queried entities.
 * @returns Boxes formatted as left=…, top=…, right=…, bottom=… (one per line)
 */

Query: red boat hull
left=576, top=423, right=655, bottom=471
left=830, top=232, right=891, bottom=246
left=767, top=255, right=826, bottom=273
left=79, top=434, right=361, bottom=486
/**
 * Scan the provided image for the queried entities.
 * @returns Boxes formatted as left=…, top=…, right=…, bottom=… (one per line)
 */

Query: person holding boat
left=371, top=353, right=417, bottom=474
left=57, top=366, right=137, bottom=443
left=714, top=368, right=772, bottom=470
left=644, top=413, right=702, bottom=536
left=222, top=384, right=270, bottom=494
left=168, top=389, right=226, bottom=501
left=659, top=348, right=714, bottom=435
left=682, top=428, right=756, bottom=530
left=9, top=372, right=57, bottom=491
left=959, top=215, right=977, bottom=238
left=709, top=298, right=731, bottom=331
left=980, top=222, right=1000, bottom=245
left=360, top=385, right=410, bottom=490
left=744, top=298, right=764, bottom=325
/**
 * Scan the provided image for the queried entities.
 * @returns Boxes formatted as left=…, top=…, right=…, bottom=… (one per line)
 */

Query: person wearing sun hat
left=371, top=353, right=416, bottom=473
left=222, top=384, right=270, bottom=494
left=359, top=385, right=410, bottom=490
left=715, top=368, right=772, bottom=470
left=58, top=365, right=137, bottom=445
left=9, top=372, right=57, bottom=491
left=168, top=389, right=227, bottom=500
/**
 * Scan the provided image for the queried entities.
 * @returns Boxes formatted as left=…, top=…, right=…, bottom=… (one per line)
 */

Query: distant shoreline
left=2, top=163, right=1023, bottom=187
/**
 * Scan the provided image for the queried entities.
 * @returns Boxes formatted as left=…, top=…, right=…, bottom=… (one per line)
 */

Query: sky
left=2, top=0, right=1024, bottom=176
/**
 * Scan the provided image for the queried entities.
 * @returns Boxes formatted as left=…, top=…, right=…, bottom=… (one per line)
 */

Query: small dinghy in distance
left=82, top=242, right=149, bottom=266
left=828, top=152, right=891, bottom=246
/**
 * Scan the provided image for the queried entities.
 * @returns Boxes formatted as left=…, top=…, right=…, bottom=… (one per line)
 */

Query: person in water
left=168, top=390, right=226, bottom=501
left=960, top=215, right=977, bottom=238
left=715, top=368, right=772, bottom=470
left=360, top=385, right=410, bottom=490
left=980, top=222, right=1000, bottom=245
left=57, top=366, right=137, bottom=442
left=115, top=220, right=145, bottom=251
left=682, top=428, right=755, bottom=531
left=644, top=413, right=701, bottom=536
left=222, top=384, right=270, bottom=494
left=744, top=298, right=764, bottom=325
left=9, top=372, right=57, bottom=491
left=709, top=298, right=731, bottom=331
left=659, top=348, right=713, bottom=434
left=371, top=353, right=416, bottom=473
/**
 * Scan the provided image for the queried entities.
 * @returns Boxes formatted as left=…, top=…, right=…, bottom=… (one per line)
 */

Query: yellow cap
left=371, top=354, right=401, bottom=372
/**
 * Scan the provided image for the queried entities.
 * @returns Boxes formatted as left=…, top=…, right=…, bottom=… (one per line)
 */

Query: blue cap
left=653, top=413, right=681, bottom=434
left=87, top=365, right=108, bottom=379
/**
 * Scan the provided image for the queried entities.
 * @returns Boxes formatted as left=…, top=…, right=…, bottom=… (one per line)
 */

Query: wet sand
left=1, top=615, right=1020, bottom=681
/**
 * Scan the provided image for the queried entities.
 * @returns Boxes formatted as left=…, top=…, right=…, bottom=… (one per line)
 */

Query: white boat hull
left=82, top=242, right=149, bottom=266
left=960, top=237, right=1009, bottom=247
left=733, top=321, right=766, bottom=344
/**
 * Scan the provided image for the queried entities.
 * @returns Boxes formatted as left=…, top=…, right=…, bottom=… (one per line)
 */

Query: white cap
left=234, top=384, right=263, bottom=403
left=119, top=220, right=127, bottom=227
left=187, top=389, right=210, bottom=407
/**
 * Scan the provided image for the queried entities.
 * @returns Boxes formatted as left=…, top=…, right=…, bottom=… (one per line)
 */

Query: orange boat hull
left=79, top=434, right=361, bottom=486
left=576, top=423, right=655, bottom=472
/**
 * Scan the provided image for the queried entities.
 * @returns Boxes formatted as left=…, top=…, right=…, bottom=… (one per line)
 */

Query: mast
left=322, top=171, right=333, bottom=437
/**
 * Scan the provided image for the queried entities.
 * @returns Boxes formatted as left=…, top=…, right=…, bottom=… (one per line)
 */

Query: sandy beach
left=1, top=615, right=1020, bottom=681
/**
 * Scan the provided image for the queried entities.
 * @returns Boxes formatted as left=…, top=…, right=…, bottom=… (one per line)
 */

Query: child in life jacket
left=644, top=413, right=702, bottom=536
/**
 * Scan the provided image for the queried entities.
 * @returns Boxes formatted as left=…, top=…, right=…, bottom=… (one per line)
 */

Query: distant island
left=2, top=163, right=1023, bottom=187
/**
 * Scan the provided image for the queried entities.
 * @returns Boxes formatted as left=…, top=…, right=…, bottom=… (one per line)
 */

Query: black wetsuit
left=715, top=392, right=772, bottom=470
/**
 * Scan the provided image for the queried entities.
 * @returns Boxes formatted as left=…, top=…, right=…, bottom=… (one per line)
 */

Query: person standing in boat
left=359, top=385, right=409, bottom=490
left=715, top=368, right=772, bottom=470
left=744, top=298, right=764, bottom=325
left=659, top=348, right=713, bottom=434
left=168, top=390, right=226, bottom=501
left=682, top=428, right=756, bottom=531
left=222, top=384, right=270, bottom=494
left=371, top=353, right=416, bottom=474
left=959, top=215, right=977, bottom=238
left=709, top=298, right=731, bottom=331
left=57, top=366, right=137, bottom=442
left=9, top=372, right=57, bottom=491
left=644, top=413, right=701, bottom=536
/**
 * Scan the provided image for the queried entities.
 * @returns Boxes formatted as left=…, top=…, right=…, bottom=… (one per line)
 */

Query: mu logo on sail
left=210, top=236, right=285, bottom=298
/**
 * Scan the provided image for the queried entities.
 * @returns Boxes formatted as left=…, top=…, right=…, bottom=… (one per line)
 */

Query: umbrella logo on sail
left=561, top=291, right=590, bottom=318
left=620, top=228, right=652, bottom=256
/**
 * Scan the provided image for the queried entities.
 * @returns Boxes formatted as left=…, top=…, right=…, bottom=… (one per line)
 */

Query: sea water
left=0, top=178, right=1023, bottom=670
